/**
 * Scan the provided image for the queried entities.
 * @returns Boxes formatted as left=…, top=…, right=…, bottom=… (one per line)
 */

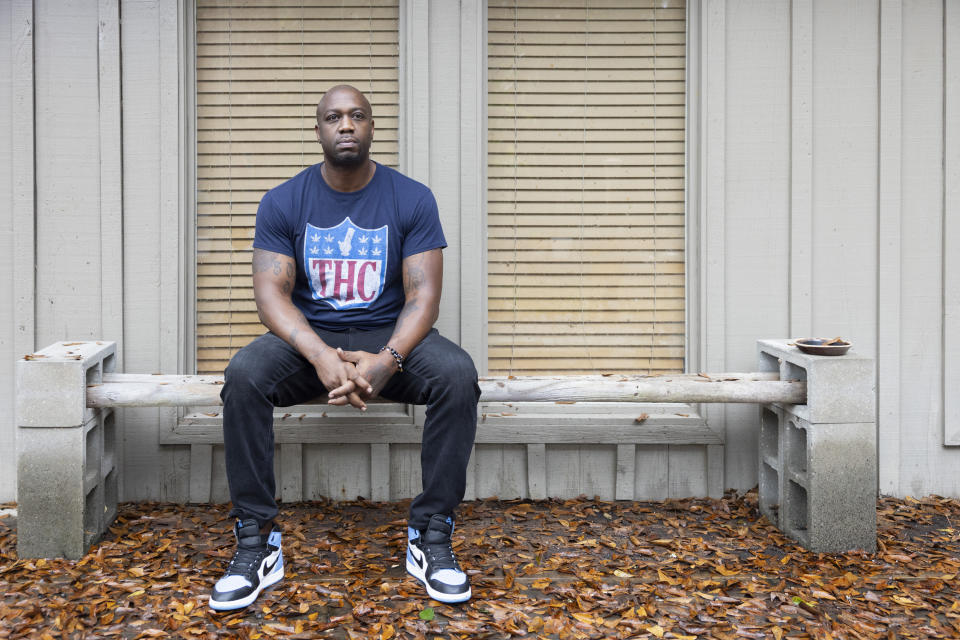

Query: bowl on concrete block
left=794, top=338, right=852, bottom=356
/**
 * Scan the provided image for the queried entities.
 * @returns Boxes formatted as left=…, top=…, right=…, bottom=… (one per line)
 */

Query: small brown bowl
left=794, top=338, right=851, bottom=356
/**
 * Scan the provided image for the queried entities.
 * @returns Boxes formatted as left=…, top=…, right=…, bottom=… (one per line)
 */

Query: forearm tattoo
left=394, top=301, right=420, bottom=335
left=286, top=313, right=321, bottom=358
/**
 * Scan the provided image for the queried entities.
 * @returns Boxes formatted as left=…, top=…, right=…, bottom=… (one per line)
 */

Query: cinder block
left=758, top=405, right=782, bottom=526
left=17, top=342, right=116, bottom=427
left=758, top=339, right=875, bottom=424
left=16, top=415, right=99, bottom=559
left=16, top=342, right=118, bottom=559
left=759, top=404, right=876, bottom=553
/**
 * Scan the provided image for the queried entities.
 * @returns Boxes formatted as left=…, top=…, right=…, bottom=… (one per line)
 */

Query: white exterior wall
left=118, top=0, right=190, bottom=500
left=1, top=1, right=20, bottom=499
left=3, top=0, right=959, bottom=502
left=696, top=0, right=960, bottom=496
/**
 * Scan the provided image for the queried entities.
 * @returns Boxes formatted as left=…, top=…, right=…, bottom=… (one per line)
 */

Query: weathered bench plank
left=87, top=371, right=806, bottom=407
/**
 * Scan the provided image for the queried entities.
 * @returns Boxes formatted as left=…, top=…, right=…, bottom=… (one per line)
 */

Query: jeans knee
left=435, top=350, right=480, bottom=400
left=223, top=348, right=267, bottom=398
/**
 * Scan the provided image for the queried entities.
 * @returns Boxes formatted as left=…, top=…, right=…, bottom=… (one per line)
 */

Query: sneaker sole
left=209, top=561, right=285, bottom=611
left=405, top=555, right=471, bottom=604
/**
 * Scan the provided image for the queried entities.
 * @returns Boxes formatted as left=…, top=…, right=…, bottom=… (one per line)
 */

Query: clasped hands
left=315, top=346, right=398, bottom=411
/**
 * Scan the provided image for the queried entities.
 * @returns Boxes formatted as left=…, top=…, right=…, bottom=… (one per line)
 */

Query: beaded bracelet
left=379, top=345, right=404, bottom=372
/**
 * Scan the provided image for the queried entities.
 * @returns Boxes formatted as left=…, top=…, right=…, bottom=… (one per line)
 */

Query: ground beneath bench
left=1, top=492, right=958, bottom=639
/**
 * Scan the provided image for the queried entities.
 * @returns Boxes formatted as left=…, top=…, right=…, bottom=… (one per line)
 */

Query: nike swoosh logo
left=409, top=545, right=425, bottom=569
left=261, top=551, right=280, bottom=577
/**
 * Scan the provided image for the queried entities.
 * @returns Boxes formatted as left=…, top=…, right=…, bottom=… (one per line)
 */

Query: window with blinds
left=488, top=0, right=686, bottom=376
left=196, top=0, right=400, bottom=375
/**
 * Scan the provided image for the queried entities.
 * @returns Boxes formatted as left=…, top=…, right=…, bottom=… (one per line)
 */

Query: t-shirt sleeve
left=401, top=189, right=448, bottom=258
left=252, top=193, right=295, bottom=257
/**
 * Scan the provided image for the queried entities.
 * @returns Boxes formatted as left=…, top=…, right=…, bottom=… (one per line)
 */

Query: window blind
left=488, top=0, right=686, bottom=375
left=195, top=0, right=400, bottom=374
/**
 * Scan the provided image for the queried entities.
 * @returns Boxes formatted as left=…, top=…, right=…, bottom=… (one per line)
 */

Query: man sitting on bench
left=209, top=85, right=481, bottom=611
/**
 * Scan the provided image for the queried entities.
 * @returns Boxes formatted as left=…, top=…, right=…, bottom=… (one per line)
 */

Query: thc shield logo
left=304, top=218, right=388, bottom=310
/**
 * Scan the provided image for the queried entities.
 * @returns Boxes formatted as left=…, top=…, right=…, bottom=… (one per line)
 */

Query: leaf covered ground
left=1, top=491, right=958, bottom=639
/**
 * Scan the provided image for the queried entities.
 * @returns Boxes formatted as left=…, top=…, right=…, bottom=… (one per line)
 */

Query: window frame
left=176, top=0, right=705, bottom=405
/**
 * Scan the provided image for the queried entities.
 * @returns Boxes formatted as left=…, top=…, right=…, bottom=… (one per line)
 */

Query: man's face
left=315, top=89, right=374, bottom=168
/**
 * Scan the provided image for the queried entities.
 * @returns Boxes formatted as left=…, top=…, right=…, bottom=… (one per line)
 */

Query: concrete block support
left=16, top=342, right=118, bottom=559
left=757, top=339, right=874, bottom=424
left=758, top=340, right=877, bottom=552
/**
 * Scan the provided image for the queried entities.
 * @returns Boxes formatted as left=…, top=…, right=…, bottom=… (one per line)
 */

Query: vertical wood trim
left=398, top=3, right=433, bottom=430
left=181, top=0, right=197, bottom=374
left=878, top=0, right=903, bottom=489
left=400, top=0, right=429, bottom=182
left=634, top=445, right=669, bottom=500
left=189, top=443, right=212, bottom=503
left=159, top=0, right=182, bottom=502
left=12, top=0, right=35, bottom=359
left=615, top=444, right=636, bottom=501
left=790, top=0, right=813, bottom=337
left=702, top=0, right=725, bottom=373
left=706, top=444, right=724, bottom=498
left=427, top=0, right=460, bottom=341
left=701, top=0, right=726, bottom=481
left=8, top=0, right=34, bottom=500
left=98, top=0, right=123, bottom=363
left=900, top=1, right=943, bottom=493
left=159, top=0, right=179, bottom=375
left=526, top=443, right=546, bottom=499
left=685, top=0, right=702, bottom=373
left=280, top=443, right=303, bottom=503
left=944, top=0, right=960, bottom=445
left=370, top=443, right=391, bottom=501
left=98, top=0, right=124, bottom=501
left=459, top=0, right=487, bottom=370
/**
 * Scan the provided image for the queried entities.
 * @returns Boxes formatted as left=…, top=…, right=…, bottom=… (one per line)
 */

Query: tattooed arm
left=389, top=248, right=443, bottom=356
left=332, top=248, right=442, bottom=404
left=252, top=248, right=372, bottom=409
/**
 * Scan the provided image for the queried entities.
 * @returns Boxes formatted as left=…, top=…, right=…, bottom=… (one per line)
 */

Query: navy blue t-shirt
left=253, top=162, right=447, bottom=329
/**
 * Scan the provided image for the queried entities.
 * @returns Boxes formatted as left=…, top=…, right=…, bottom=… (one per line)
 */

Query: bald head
left=316, top=85, right=372, bottom=121
left=314, top=84, right=375, bottom=169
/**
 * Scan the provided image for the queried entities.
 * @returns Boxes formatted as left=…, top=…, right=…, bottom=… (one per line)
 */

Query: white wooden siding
left=115, top=0, right=188, bottom=502
left=34, top=0, right=103, bottom=344
left=898, top=0, right=948, bottom=495
left=1, top=1, right=21, bottom=497
left=697, top=0, right=959, bottom=495
left=878, top=0, right=904, bottom=496
left=945, top=0, right=960, bottom=446
left=718, top=0, right=791, bottom=489
left=4, top=0, right=960, bottom=502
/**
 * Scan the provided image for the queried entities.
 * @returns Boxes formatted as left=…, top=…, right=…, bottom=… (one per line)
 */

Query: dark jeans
left=220, top=325, right=480, bottom=531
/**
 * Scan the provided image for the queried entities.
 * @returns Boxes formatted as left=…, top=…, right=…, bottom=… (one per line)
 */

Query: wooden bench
left=15, top=339, right=874, bottom=559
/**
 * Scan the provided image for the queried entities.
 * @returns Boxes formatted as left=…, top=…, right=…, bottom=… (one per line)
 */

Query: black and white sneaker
left=209, top=519, right=284, bottom=611
left=406, top=514, right=471, bottom=603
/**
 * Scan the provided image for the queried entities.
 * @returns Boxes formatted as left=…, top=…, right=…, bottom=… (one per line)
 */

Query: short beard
left=325, top=150, right=367, bottom=168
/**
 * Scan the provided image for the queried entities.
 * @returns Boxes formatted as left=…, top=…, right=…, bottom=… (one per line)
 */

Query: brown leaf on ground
left=2, top=493, right=960, bottom=639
